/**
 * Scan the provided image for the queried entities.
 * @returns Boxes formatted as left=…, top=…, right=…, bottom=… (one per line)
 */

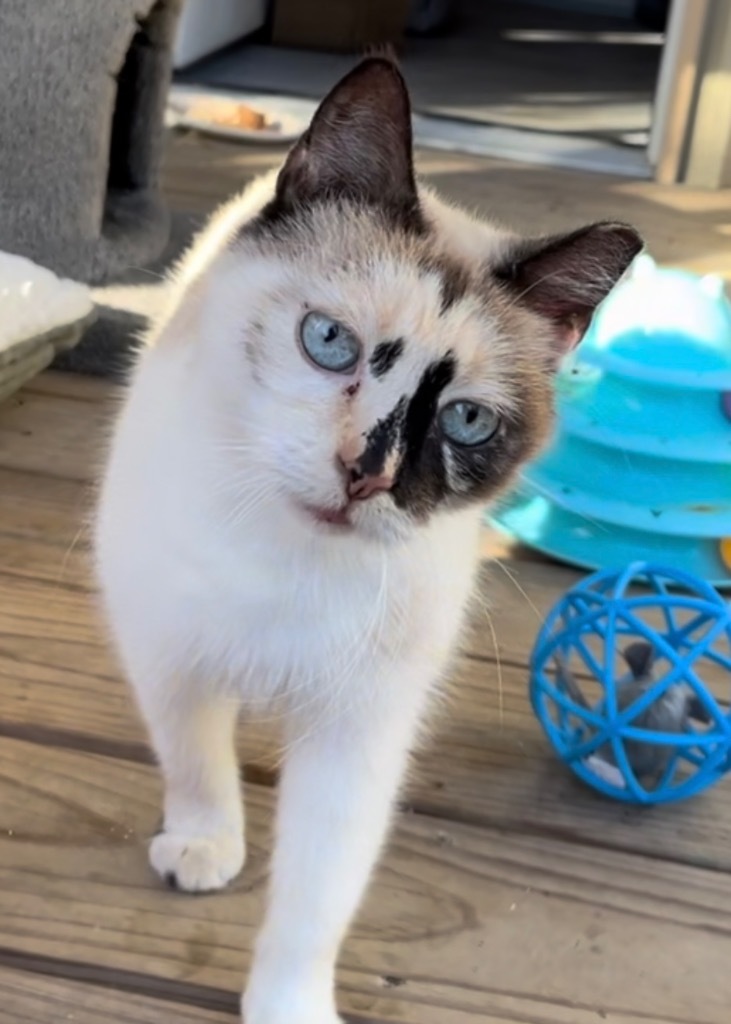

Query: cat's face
left=206, top=58, right=641, bottom=545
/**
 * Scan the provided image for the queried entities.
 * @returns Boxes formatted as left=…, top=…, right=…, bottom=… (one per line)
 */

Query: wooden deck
left=160, top=132, right=731, bottom=280
left=2, top=134, right=731, bottom=1022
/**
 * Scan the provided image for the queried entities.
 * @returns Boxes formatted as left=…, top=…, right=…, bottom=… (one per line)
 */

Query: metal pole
left=649, top=0, right=709, bottom=184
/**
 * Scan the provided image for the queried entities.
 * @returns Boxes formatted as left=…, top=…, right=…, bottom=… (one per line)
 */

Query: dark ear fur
left=267, top=56, right=421, bottom=230
left=494, top=222, right=643, bottom=357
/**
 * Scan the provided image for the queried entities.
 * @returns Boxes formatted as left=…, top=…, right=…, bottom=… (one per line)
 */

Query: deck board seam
left=1, top=719, right=728, bottom=876
left=0, top=949, right=394, bottom=1024
left=0, top=944, right=708, bottom=1024
left=402, top=797, right=731, bottom=876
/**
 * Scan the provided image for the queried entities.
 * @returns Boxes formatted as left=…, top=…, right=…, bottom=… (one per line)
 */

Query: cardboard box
left=272, top=0, right=411, bottom=52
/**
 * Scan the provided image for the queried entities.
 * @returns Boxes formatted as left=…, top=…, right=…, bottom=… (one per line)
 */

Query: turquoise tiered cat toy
left=491, top=256, right=731, bottom=587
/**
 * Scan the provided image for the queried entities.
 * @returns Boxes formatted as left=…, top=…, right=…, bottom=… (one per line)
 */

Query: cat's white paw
left=242, top=982, right=341, bottom=1024
left=242, top=1003, right=342, bottom=1024
left=150, top=831, right=245, bottom=892
left=243, top=1011, right=341, bottom=1024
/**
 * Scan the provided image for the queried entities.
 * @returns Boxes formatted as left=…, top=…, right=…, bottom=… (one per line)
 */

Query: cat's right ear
left=493, top=221, right=643, bottom=361
left=267, top=56, right=422, bottom=231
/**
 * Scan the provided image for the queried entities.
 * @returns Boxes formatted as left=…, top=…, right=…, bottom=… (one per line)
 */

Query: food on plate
left=188, top=100, right=272, bottom=131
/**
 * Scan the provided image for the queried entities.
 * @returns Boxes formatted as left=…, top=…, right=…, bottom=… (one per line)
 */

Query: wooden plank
left=0, top=468, right=93, bottom=589
left=21, top=370, right=114, bottom=403
left=0, top=967, right=235, bottom=1024
left=1, top=737, right=730, bottom=1024
left=162, top=132, right=731, bottom=279
left=0, top=389, right=110, bottom=482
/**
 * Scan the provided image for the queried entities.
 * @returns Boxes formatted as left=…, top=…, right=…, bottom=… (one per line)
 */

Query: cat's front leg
left=243, top=679, right=430, bottom=1024
left=138, top=685, right=246, bottom=893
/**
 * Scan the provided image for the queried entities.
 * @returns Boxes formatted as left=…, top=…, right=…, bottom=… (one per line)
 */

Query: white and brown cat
left=95, top=57, right=642, bottom=1024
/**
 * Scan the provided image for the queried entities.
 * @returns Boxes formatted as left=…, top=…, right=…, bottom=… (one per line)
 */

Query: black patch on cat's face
left=384, top=352, right=545, bottom=521
left=404, top=356, right=456, bottom=451
left=443, top=410, right=538, bottom=506
left=391, top=355, right=455, bottom=516
left=370, top=339, right=404, bottom=379
left=359, top=397, right=407, bottom=477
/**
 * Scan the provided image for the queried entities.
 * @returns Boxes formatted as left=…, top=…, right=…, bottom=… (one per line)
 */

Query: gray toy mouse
left=554, top=640, right=711, bottom=788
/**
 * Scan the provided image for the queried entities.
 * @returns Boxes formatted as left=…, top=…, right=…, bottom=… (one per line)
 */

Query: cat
left=95, top=56, right=642, bottom=1024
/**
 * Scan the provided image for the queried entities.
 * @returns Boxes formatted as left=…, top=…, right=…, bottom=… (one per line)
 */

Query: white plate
left=168, top=86, right=313, bottom=144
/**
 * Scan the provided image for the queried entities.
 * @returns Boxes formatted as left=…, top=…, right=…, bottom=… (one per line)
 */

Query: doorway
left=174, top=0, right=725, bottom=185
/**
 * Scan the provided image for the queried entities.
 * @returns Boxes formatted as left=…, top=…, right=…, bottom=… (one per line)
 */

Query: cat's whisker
left=56, top=521, right=91, bottom=587
left=245, top=579, right=362, bottom=729
left=509, top=267, right=572, bottom=307
left=472, top=591, right=505, bottom=730
left=125, top=265, right=169, bottom=282
left=313, top=583, right=385, bottom=723
left=491, top=556, right=544, bottom=623
left=517, top=475, right=609, bottom=533
left=225, top=495, right=275, bottom=532
left=212, top=441, right=263, bottom=455
left=282, top=557, right=392, bottom=753
left=220, top=481, right=280, bottom=530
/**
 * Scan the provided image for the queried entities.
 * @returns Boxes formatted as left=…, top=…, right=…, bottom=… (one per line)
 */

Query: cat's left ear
left=494, top=221, right=643, bottom=359
left=270, top=56, right=420, bottom=229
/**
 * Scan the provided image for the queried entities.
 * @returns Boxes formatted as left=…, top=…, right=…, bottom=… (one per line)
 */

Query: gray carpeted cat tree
left=0, top=0, right=183, bottom=284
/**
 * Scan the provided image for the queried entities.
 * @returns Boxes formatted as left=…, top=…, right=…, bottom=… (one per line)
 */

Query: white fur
left=95, top=174, right=515, bottom=1024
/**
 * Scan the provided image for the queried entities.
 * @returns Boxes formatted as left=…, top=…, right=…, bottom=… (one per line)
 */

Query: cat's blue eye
left=300, top=311, right=360, bottom=373
left=439, top=401, right=500, bottom=447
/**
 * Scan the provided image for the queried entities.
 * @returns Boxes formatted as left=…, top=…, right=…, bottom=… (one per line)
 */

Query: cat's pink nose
left=340, top=457, right=394, bottom=501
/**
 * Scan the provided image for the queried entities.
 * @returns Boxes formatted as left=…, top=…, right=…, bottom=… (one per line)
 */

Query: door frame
left=650, top=0, right=731, bottom=187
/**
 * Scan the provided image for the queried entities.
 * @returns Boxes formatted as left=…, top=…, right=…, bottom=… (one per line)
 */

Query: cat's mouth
left=300, top=502, right=353, bottom=529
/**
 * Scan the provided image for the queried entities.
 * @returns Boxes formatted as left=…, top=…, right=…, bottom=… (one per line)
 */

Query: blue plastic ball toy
left=531, top=562, right=731, bottom=804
